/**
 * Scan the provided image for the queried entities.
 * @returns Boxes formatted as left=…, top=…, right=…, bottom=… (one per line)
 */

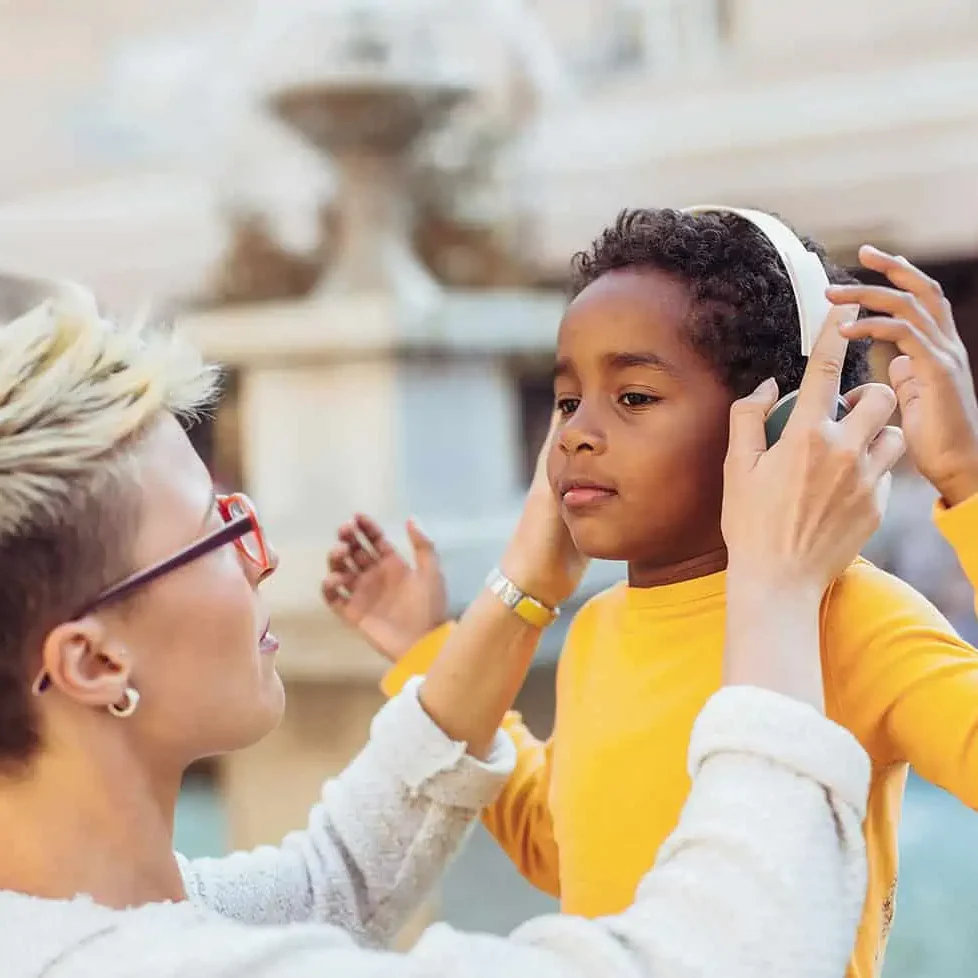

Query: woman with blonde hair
left=0, top=275, right=896, bottom=977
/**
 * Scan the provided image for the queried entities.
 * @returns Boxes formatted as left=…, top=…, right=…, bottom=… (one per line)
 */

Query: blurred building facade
left=2, top=1, right=977, bottom=290
left=1, top=1, right=977, bottom=974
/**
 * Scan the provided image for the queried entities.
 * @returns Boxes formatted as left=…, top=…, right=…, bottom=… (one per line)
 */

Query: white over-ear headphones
left=681, top=205, right=857, bottom=445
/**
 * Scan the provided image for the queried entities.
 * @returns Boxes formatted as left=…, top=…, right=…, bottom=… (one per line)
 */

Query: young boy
left=323, top=209, right=978, bottom=978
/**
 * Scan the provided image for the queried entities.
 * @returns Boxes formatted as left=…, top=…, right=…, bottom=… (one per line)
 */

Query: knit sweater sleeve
left=177, top=677, right=516, bottom=947
left=149, top=685, right=869, bottom=978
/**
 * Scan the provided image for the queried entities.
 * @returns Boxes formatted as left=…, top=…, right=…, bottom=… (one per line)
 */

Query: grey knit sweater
left=2, top=680, right=870, bottom=978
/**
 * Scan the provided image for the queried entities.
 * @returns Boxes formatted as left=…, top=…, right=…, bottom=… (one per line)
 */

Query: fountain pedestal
left=271, top=77, right=470, bottom=325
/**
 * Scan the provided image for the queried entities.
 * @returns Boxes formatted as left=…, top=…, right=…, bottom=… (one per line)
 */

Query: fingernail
left=754, top=377, right=778, bottom=397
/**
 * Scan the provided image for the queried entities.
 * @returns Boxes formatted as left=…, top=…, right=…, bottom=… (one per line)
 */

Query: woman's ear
left=39, top=618, right=132, bottom=709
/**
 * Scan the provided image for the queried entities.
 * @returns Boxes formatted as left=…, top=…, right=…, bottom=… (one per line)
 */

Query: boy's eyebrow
left=553, top=351, right=680, bottom=381
left=605, top=351, right=679, bottom=375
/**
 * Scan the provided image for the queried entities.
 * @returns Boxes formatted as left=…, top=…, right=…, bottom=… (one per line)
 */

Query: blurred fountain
left=255, top=0, right=477, bottom=321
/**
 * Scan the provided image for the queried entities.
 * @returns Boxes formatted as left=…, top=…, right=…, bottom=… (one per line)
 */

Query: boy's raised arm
left=827, top=248, right=978, bottom=802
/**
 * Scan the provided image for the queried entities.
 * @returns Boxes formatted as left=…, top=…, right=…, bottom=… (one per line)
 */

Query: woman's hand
left=499, top=412, right=589, bottom=609
left=321, top=415, right=587, bottom=664
left=322, top=515, right=448, bottom=664
left=721, top=312, right=905, bottom=709
left=723, top=314, right=904, bottom=599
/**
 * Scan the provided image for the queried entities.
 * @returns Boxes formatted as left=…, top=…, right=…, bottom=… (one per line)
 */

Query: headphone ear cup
left=764, top=390, right=850, bottom=447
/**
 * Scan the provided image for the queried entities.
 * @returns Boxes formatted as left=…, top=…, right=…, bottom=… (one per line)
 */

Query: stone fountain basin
left=268, top=78, right=474, bottom=154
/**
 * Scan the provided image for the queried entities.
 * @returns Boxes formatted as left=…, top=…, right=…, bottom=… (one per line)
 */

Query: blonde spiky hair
left=0, top=274, right=222, bottom=765
left=0, top=278, right=220, bottom=540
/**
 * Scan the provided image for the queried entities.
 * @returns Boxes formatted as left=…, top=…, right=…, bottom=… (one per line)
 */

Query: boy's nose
left=558, top=421, right=606, bottom=454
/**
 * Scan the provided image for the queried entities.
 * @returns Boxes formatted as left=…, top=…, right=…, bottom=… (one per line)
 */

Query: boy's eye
left=555, top=396, right=580, bottom=417
left=620, top=392, right=659, bottom=408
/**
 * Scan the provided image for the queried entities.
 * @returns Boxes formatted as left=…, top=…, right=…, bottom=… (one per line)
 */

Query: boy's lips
left=559, top=477, right=618, bottom=510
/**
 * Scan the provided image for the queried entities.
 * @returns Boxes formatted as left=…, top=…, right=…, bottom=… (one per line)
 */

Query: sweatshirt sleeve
left=934, top=490, right=978, bottom=612
left=382, top=622, right=561, bottom=896
left=142, top=686, right=869, bottom=978
left=820, top=558, right=978, bottom=803
left=178, top=677, right=516, bottom=947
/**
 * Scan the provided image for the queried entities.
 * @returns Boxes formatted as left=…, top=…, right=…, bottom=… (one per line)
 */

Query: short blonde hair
left=0, top=274, right=220, bottom=765
left=0, top=279, right=220, bottom=539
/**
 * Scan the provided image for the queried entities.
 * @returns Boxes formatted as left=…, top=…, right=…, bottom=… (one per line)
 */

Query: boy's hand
left=499, top=412, right=589, bottom=609
left=322, top=514, right=448, bottom=664
left=828, top=246, right=978, bottom=506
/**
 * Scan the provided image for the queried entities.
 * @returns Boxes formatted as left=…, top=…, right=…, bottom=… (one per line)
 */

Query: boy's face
left=548, top=267, right=735, bottom=572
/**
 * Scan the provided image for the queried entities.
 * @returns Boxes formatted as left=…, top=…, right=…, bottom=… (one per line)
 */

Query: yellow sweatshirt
left=382, top=493, right=978, bottom=978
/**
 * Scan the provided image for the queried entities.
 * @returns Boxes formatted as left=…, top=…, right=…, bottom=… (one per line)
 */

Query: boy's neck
left=627, top=547, right=727, bottom=589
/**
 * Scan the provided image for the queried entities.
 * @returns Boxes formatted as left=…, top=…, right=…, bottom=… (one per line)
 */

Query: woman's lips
left=259, top=624, right=280, bottom=655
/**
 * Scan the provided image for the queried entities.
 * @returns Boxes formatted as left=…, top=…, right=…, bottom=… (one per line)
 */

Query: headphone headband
left=681, top=205, right=833, bottom=357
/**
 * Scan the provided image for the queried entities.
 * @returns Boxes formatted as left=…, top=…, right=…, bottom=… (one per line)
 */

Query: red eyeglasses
left=32, top=492, right=271, bottom=695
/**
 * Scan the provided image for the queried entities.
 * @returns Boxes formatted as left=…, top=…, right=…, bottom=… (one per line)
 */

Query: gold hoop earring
left=107, top=687, right=140, bottom=719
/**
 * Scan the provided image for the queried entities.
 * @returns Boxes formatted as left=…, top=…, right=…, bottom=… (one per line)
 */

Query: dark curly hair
left=570, top=208, right=870, bottom=398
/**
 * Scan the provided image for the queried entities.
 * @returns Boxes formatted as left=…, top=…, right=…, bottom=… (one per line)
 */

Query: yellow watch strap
left=486, top=568, right=559, bottom=628
left=512, top=593, right=558, bottom=628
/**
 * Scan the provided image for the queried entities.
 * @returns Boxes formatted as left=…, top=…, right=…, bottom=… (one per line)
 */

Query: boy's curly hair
left=570, top=208, right=870, bottom=397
